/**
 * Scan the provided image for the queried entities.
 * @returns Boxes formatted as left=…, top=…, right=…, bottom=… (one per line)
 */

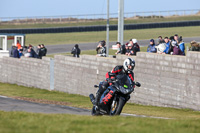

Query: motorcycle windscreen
left=116, top=74, right=132, bottom=89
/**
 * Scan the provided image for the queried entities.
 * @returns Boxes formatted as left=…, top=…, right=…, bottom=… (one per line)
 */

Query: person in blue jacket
left=178, top=36, right=185, bottom=55
left=163, top=37, right=171, bottom=54
left=147, top=39, right=157, bottom=53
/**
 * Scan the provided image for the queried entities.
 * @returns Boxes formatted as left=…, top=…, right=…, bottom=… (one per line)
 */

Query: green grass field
left=0, top=82, right=200, bottom=133
left=1, top=15, right=200, bottom=29
left=25, top=26, right=200, bottom=46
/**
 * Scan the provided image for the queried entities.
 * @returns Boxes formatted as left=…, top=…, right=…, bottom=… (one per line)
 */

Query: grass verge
left=25, top=26, right=200, bottom=45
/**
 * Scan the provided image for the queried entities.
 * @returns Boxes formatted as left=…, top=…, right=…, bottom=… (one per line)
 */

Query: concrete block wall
left=0, top=57, right=51, bottom=90
left=133, top=52, right=200, bottom=110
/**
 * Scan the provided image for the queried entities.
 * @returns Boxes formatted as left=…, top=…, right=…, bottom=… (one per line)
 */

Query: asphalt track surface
left=0, top=95, right=172, bottom=119
left=46, top=37, right=200, bottom=55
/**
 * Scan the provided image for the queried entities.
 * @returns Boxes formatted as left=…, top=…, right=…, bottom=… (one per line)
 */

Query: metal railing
left=0, top=9, right=199, bottom=24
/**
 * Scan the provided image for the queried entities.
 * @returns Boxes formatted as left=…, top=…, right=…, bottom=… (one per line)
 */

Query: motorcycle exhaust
left=89, top=94, right=95, bottom=104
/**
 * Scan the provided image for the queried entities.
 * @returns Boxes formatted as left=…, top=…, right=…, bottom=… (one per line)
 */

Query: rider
left=93, top=58, right=135, bottom=109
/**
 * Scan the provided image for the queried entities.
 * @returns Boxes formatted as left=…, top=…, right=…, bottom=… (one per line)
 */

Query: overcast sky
left=0, top=0, right=199, bottom=17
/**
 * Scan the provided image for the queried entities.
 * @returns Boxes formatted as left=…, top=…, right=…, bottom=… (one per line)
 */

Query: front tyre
left=109, top=97, right=125, bottom=115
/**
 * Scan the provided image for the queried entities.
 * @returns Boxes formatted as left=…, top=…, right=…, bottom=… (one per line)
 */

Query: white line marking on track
left=121, top=113, right=173, bottom=119
left=0, top=95, right=8, bottom=98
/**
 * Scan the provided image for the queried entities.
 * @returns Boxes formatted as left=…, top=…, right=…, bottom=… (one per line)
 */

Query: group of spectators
left=95, top=39, right=141, bottom=57
left=10, top=40, right=47, bottom=59
left=147, top=34, right=186, bottom=55
left=95, top=34, right=199, bottom=57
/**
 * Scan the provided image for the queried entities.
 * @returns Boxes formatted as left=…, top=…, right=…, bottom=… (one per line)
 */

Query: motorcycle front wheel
left=109, top=97, right=125, bottom=115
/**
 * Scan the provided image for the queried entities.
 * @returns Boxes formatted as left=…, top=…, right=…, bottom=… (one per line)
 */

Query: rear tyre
left=110, top=97, right=125, bottom=115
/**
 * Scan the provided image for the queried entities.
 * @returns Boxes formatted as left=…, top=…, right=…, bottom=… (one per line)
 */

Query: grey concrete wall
left=133, top=52, right=200, bottom=110
left=0, top=57, right=51, bottom=90
left=0, top=52, right=200, bottom=110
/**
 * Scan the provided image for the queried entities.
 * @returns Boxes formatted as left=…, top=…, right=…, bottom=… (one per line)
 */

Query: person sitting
left=189, top=41, right=200, bottom=51
left=163, top=37, right=171, bottom=54
left=96, top=40, right=106, bottom=57
left=147, top=39, right=157, bottom=53
left=71, top=44, right=81, bottom=58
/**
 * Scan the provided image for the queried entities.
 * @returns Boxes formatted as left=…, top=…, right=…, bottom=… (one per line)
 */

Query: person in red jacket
left=93, top=58, right=135, bottom=109
left=16, top=40, right=22, bottom=50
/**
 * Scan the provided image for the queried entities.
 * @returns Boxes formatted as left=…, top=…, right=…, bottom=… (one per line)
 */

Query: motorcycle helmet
left=123, top=58, right=135, bottom=73
left=156, top=43, right=166, bottom=54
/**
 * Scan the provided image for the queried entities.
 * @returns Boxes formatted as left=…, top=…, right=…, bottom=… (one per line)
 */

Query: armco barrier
left=0, top=52, right=200, bottom=110
left=0, top=20, right=200, bottom=34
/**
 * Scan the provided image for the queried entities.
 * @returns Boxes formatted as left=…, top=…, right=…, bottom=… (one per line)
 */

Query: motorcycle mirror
left=94, top=85, right=99, bottom=88
left=135, top=82, right=141, bottom=87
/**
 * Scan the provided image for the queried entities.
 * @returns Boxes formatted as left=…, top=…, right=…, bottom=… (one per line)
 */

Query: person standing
left=71, top=44, right=81, bottom=58
left=16, top=40, right=22, bottom=50
left=41, top=44, right=47, bottom=56
left=37, top=45, right=43, bottom=59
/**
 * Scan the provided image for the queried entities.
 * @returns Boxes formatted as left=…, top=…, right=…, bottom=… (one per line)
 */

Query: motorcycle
left=89, top=73, right=141, bottom=116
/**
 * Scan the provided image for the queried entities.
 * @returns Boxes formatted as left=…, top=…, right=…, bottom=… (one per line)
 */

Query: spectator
left=127, top=43, right=135, bottom=56
left=178, top=36, right=185, bottom=55
left=9, top=43, right=15, bottom=57
left=29, top=45, right=38, bottom=58
left=158, top=36, right=165, bottom=44
left=174, top=34, right=179, bottom=43
left=163, top=37, right=171, bottom=54
left=41, top=44, right=47, bottom=56
left=121, top=43, right=126, bottom=54
left=115, top=42, right=122, bottom=55
left=19, top=47, right=23, bottom=58
left=125, top=43, right=129, bottom=55
left=24, top=49, right=31, bottom=57
left=132, top=39, right=140, bottom=52
left=129, top=39, right=140, bottom=55
left=147, top=39, right=157, bottom=53
left=36, top=45, right=43, bottom=59
left=96, top=41, right=106, bottom=57
left=71, top=44, right=81, bottom=58
left=169, top=36, right=174, bottom=42
left=189, top=41, right=200, bottom=51
left=171, top=41, right=184, bottom=56
left=13, top=46, right=19, bottom=58
left=16, top=40, right=22, bottom=50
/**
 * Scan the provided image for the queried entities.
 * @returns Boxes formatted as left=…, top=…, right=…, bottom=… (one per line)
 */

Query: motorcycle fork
left=111, top=95, right=117, bottom=111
